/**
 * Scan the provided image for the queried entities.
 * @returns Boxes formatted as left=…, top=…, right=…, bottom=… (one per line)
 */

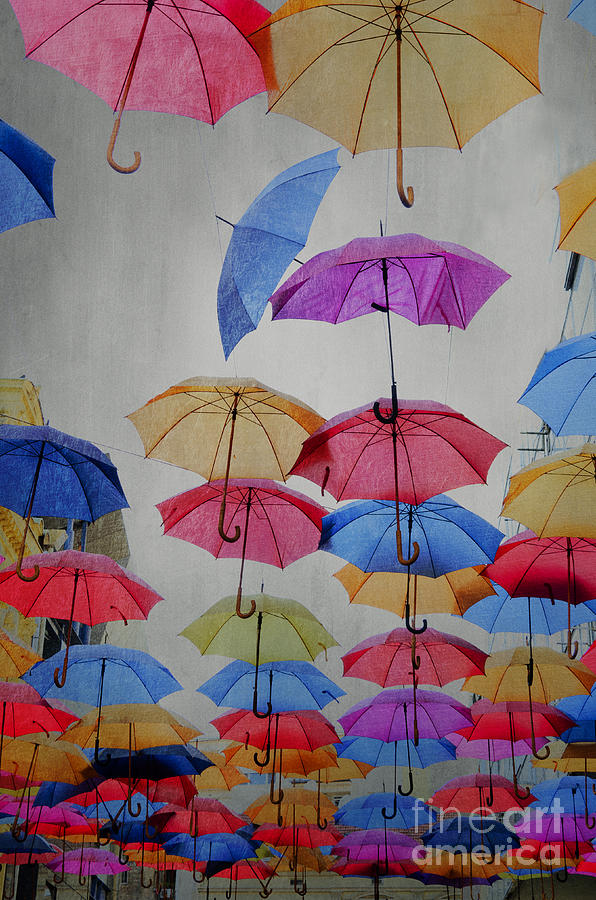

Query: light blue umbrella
left=519, top=331, right=596, bottom=436
left=463, top=582, right=596, bottom=634
left=334, top=793, right=436, bottom=830
left=0, top=119, right=55, bottom=234
left=198, top=659, right=344, bottom=714
left=568, top=0, right=596, bottom=36
left=319, top=495, right=504, bottom=575
left=217, top=149, right=340, bottom=358
left=337, top=736, right=457, bottom=769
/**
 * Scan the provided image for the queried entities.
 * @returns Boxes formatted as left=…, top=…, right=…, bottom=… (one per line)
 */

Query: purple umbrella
left=338, top=688, right=473, bottom=806
left=334, top=829, right=421, bottom=863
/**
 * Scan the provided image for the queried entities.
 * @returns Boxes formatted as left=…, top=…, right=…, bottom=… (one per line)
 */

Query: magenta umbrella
left=334, top=829, right=422, bottom=863
left=9, top=0, right=270, bottom=173
left=46, top=847, right=128, bottom=885
left=156, top=478, right=325, bottom=618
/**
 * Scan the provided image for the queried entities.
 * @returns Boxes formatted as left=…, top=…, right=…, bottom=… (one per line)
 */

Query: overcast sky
left=1, top=0, right=595, bottom=764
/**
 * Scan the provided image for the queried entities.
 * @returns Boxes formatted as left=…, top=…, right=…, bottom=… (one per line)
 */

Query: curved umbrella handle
left=140, top=868, right=153, bottom=889
left=373, top=398, right=399, bottom=425
left=396, top=527, right=419, bottom=567
left=107, top=116, right=141, bottom=174
left=219, top=498, right=240, bottom=543
left=568, top=637, right=579, bottom=659
left=259, top=888, right=273, bottom=898
left=316, top=770, right=326, bottom=829
left=236, top=589, right=256, bottom=619
left=382, top=793, right=398, bottom=818
left=253, top=659, right=273, bottom=720
left=117, top=844, right=129, bottom=865
left=15, top=556, right=39, bottom=582
left=405, top=605, right=427, bottom=635
left=396, top=147, right=414, bottom=208
left=397, top=769, right=414, bottom=797
left=254, top=744, right=271, bottom=768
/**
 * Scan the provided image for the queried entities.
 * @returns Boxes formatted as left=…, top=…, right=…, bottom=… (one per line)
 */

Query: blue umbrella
left=198, top=659, right=345, bottom=715
left=0, top=424, right=128, bottom=578
left=519, top=331, right=596, bottom=436
left=422, top=815, right=520, bottom=855
left=0, top=119, right=55, bottom=234
left=337, top=736, right=457, bottom=769
left=463, top=582, right=596, bottom=634
left=217, top=149, right=340, bottom=358
left=568, top=0, right=596, bottom=35
left=90, top=744, right=213, bottom=780
left=333, top=793, right=436, bottom=831
left=319, top=495, right=504, bottom=575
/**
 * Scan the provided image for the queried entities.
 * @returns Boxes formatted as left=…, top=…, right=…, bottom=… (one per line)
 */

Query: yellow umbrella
left=192, top=751, right=249, bottom=791
left=334, top=563, right=495, bottom=620
left=501, top=444, right=596, bottom=538
left=58, top=704, right=201, bottom=751
left=224, top=742, right=339, bottom=778
left=0, top=629, right=41, bottom=679
left=555, top=158, right=596, bottom=260
left=244, top=787, right=337, bottom=826
left=1, top=734, right=94, bottom=785
left=250, top=0, right=543, bottom=205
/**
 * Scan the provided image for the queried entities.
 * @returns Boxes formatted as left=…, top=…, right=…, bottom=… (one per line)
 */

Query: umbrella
left=0, top=551, right=164, bottom=686
left=250, top=0, right=543, bottom=204
left=334, top=563, right=496, bottom=619
left=9, top=0, right=270, bottom=173
left=192, top=754, right=248, bottom=792
left=61, top=704, right=201, bottom=754
left=0, top=118, right=55, bottom=233
left=223, top=742, right=338, bottom=778
left=181, top=593, right=337, bottom=715
left=341, top=626, right=487, bottom=687
left=463, top=581, right=596, bottom=635
left=554, top=159, right=596, bottom=261
left=150, top=798, right=246, bottom=838
left=333, top=792, right=435, bottom=831
left=211, top=708, right=339, bottom=756
left=568, top=0, right=596, bottom=35
left=339, top=687, right=473, bottom=802
left=0, top=681, right=79, bottom=773
left=0, top=628, right=41, bottom=679
left=127, top=378, right=323, bottom=607
left=320, top=496, right=504, bottom=575
left=217, top=149, right=340, bottom=358
left=157, top=478, right=325, bottom=616
left=338, top=735, right=457, bottom=769
left=518, top=331, right=596, bottom=436
left=46, top=847, right=128, bottom=884
left=244, top=787, right=337, bottom=827
left=0, top=424, right=128, bottom=579
left=484, top=532, right=596, bottom=658
left=334, top=828, right=421, bottom=862
left=199, top=659, right=344, bottom=715
left=501, top=444, right=596, bottom=538
left=428, top=774, right=535, bottom=813
left=87, top=744, right=213, bottom=781
left=422, top=814, right=520, bottom=855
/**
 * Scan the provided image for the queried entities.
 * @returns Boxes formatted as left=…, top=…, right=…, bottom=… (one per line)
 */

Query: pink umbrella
left=9, top=0, right=270, bottom=172
left=334, top=829, right=421, bottom=863
left=157, top=478, right=325, bottom=617
left=46, top=847, right=128, bottom=885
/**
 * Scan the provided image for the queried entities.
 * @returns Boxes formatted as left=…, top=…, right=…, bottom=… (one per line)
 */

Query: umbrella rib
left=168, top=1, right=215, bottom=125
left=333, top=260, right=380, bottom=324
left=555, top=374, right=596, bottom=434
left=353, top=30, right=397, bottom=156
left=250, top=491, right=285, bottom=568
left=558, top=196, right=596, bottom=247
left=534, top=462, right=592, bottom=535
left=23, top=0, right=107, bottom=56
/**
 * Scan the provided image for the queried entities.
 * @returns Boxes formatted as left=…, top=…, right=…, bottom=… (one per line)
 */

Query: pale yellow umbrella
left=250, top=0, right=543, bottom=205
left=192, top=751, right=249, bottom=791
left=0, top=628, right=41, bottom=680
left=1, top=734, right=95, bottom=785
left=334, top=563, right=495, bottom=622
left=501, top=444, right=596, bottom=538
left=244, top=788, right=337, bottom=826
left=555, top=159, right=596, bottom=260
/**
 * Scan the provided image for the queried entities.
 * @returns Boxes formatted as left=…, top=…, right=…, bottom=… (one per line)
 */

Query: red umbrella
left=428, top=774, right=536, bottom=813
left=252, top=822, right=340, bottom=849
left=341, top=626, right=487, bottom=687
left=0, top=550, right=164, bottom=686
left=0, top=682, right=79, bottom=772
left=455, top=699, right=575, bottom=800
left=157, top=478, right=325, bottom=617
left=9, top=0, right=270, bottom=173
left=484, top=533, right=596, bottom=658
left=211, top=709, right=339, bottom=754
left=149, top=799, right=246, bottom=836
left=292, top=398, right=506, bottom=570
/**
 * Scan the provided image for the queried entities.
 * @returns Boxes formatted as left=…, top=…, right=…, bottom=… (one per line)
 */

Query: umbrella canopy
left=23, top=644, right=182, bottom=705
left=218, top=148, right=340, bottom=357
left=211, top=709, right=339, bottom=752
left=334, top=792, right=436, bottom=830
left=463, top=582, right=596, bottom=635
left=150, top=799, right=246, bottom=837
left=223, top=742, right=338, bottom=778
left=290, top=397, right=507, bottom=504
left=88, top=744, right=213, bottom=781
left=338, top=735, right=457, bottom=769
left=422, top=815, right=520, bottom=852
left=0, top=628, right=41, bottom=679
left=9, top=0, right=270, bottom=172
left=244, top=787, right=337, bottom=825
left=339, top=687, right=473, bottom=742
left=341, top=626, right=487, bottom=687
left=554, top=159, right=596, bottom=261
left=463, top=647, right=596, bottom=703
left=127, top=377, right=323, bottom=481
left=518, top=331, right=596, bottom=436
left=501, top=444, right=596, bottom=538
left=1, top=734, right=95, bottom=785
left=180, top=593, right=337, bottom=663
left=0, top=118, right=55, bottom=233
left=46, top=847, right=128, bottom=875
left=0, top=831, right=58, bottom=864
left=0, top=682, right=78, bottom=738
left=199, top=659, right=344, bottom=713
left=60, top=704, right=201, bottom=751
left=334, top=563, right=496, bottom=617
left=270, top=234, right=510, bottom=329
left=568, top=0, right=596, bottom=36
left=251, top=1, right=542, bottom=203
left=320, top=496, right=504, bottom=575
left=428, top=774, right=535, bottom=812
left=157, top=478, right=325, bottom=611
left=252, top=822, right=340, bottom=849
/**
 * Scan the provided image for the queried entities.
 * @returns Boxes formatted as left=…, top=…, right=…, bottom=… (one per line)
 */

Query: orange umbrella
left=555, top=158, right=596, bottom=260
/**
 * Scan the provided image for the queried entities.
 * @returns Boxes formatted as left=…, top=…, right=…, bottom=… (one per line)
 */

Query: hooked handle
left=396, top=527, right=420, bottom=567
left=107, top=115, right=141, bottom=174
left=219, top=499, right=240, bottom=543
left=397, top=769, right=414, bottom=797
left=373, top=382, right=399, bottom=425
